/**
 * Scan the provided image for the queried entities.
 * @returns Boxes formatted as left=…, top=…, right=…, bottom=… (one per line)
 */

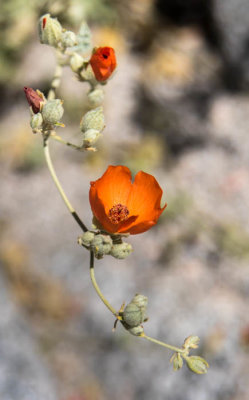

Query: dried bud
left=88, top=88, right=104, bottom=107
left=110, top=242, right=132, bottom=259
left=41, top=99, right=64, bottom=125
left=80, top=107, right=105, bottom=133
left=70, top=53, right=84, bottom=73
left=90, top=234, right=113, bottom=259
left=185, top=356, right=209, bottom=374
left=82, top=129, right=101, bottom=148
left=78, top=231, right=95, bottom=248
left=90, top=47, right=117, bottom=82
left=38, top=14, right=62, bottom=47
left=170, top=353, right=183, bottom=371
left=61, top=30, right=77, bottom=48
left=30, top=113, right=43, bottom=133
left=183, top=336, right=200, bottom=350
left=24, top=87, right=44, bottom=114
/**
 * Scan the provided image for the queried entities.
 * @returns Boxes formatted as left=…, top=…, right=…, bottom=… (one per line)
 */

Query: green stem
left=89, top=250, right=117, bottom=315
left=50, top=132, right=84, bottom=151
left=142, top=334, right=185, bottom=354
left=43, top=137, right=88, bottom=232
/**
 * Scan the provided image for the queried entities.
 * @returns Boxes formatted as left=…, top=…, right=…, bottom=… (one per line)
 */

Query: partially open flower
left=89, top=165, right=166, bottom=235
left=90, top=47, right=117, bottom=82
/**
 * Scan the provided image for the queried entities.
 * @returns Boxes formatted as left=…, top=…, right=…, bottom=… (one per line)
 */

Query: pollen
left=108, top=203, right=129, bottom=224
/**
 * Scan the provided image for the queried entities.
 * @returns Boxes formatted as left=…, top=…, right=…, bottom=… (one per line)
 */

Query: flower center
left=108, top=203, right=129, bottom=224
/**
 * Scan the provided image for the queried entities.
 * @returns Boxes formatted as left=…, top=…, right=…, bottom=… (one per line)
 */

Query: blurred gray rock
left=0, top=272, right=58, bottom=400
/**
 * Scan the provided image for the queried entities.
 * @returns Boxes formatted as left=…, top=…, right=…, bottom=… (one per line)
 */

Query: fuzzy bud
left=38, top=14, right=62, bottom=47
left=70, top=53, right=84, bottom=73
left=80, top=107, right=105, bottom=133
left=41, top=99, right=64, bottom=125
left=30, top=113, right=43, bottom=133
left=78, top=231, right=95, bottom=248
left=80, top=63, right=96, bottom=82
left=110, top=242, right=132, bottom=259
left=88, top=88, right=104, bottom=107
left=122, top=294, right=148, bottom=328
left=61, top=30, right=77, bottom=48
left=170, top=353, right=183, bottom=371
left=127, top=325, right=144, bottom=336
left=90, top=234, right=113, bottom=259
left=82, top=129, right=101, bottom=148
left=185, top=356, right=209, bottom=374
left=183, top=336, right=200, bottom=350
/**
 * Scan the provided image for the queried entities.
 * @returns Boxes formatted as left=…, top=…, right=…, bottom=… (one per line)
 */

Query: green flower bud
left=82, top=129, right=101, bottom=148
left=183, top=336, right=200, bottom=350
left=110, top=242, right=132, bottom=259
left=90, top=234, right=113, bottom=259
left=38, top=14, right=62, bottom=47
left=41, top=99, right=64, bottom=125
left=127, top=325, right=144, bottom=336
left=80, top=63, right=96, bottom=82
left=88, top=88, right=104, bottom=107
left=80, top=107, right=105, bottom=133
left=123, top=303, right=144, bottom=328
left=78, top=231, right=95, bottom=248
left=170, top=353, right=183, bottom=371
left=132, top=294, right=148, bottom=310
left=70, top=53, right=84, bottom=73
left=61, top=30, right=77, bottom=48
left=30, top=113, right=43, bottom=133
left=185, top=356, right=209, bottom=374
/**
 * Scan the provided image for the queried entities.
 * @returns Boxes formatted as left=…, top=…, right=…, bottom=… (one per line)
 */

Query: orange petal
left=125, top=171, right=166, bottom=233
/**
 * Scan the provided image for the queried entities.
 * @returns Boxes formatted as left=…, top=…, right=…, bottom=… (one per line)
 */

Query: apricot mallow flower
left=89, top=165, right=167, bottom=235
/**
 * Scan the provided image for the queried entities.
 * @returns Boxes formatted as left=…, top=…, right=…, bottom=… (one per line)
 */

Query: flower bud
left=61, top=30, right=77, bottom=48
left=30, top=113, right=43, bottom=133
left=24, top=87, right=44, bottom=114
left=70, top=53, right=84, bottom=73
left=90, top=234, right=113, bottom=259
left=183, top=336, right=200, bottom=350
left=78, top=231, right=95, bottom=248
left=170, top=353, right=183, bottom=371
left=123, top=303, right=144, bottom=328
left=41, top=99, right=64, bottom=125
left=80, top=107, right=105, bottom=133
left=110, top=242, right=132, bottom=259
left=127, top=325, right=144, bottom=336
left=90, top=47, right=117, bottom=82
left=82, top=129, right=101, bottom=148
left=185, top=356, right=209, bottom=374
left=88, top=88, right=104, bottom=107
left=38, top=14, right=62, bottom=47
left=122, top=294, right=148, bottom=328
left=80, top=63, right=96, bottom=82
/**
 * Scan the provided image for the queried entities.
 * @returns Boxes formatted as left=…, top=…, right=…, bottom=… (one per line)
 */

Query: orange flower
left=89, top=165, right=167, bottom=235
left=90, top=47, right=117, bottom=82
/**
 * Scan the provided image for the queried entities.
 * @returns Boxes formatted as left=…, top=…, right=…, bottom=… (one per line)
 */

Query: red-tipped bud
left=90, top=47, right=117, bottom=82
left=23, top=87, right=43, bottom=114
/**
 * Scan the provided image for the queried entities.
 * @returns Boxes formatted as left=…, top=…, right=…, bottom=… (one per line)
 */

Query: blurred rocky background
left=1, top=0, right=249, bottom=399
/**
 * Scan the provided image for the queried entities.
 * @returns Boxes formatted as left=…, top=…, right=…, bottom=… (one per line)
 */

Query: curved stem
left=142, top=334, right=185, bottom=354
left=89, top=251, right=117, bottom=316
left=43, top=137, right=88, bottom=232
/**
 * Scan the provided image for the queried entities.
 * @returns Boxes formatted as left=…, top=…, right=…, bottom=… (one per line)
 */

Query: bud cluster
left=24, top=87, right=64, bottom=133
left=78, top=231, right=132, bottom=260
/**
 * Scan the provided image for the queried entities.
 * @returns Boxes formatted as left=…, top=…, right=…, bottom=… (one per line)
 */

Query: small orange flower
left=89, top=165, right=167, bottom=235
left=90, top=47, right=117, bottom=82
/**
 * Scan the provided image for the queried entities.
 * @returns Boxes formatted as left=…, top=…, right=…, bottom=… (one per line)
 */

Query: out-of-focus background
left=1, top=0, right=249, bottom=399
